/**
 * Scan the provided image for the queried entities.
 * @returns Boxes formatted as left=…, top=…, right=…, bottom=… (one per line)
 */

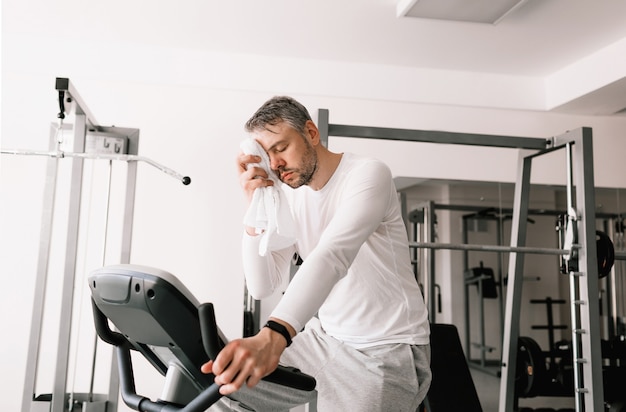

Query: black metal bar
left=318, top=108, right=329, bottom=148
left=327, top=124, right=550, bottom=150
left=431, top=203, right=621, bottom=220
left=409, top=241, right=570, bottom=256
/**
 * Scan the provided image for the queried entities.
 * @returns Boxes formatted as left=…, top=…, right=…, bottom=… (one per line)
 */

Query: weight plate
left=596, top=230, right=615, bottom=278
left=516, top=336, right=547, bottom=398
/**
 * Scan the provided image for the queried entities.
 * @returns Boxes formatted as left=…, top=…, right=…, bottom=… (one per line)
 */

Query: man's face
left=254, top=121, right=318, bottom=188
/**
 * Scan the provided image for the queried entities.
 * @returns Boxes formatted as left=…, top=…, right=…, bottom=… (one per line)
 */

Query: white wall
left=3, top=29, right=626, bottom=412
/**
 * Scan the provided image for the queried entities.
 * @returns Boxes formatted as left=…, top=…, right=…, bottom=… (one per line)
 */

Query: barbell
left=409, top=229, right=618, bottom=278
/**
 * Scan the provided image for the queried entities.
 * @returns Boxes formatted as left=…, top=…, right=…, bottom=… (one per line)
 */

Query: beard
left=278, top=141, right=318, bottom=188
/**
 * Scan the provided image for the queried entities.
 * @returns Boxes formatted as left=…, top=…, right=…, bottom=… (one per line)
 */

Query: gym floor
left=471, top=368, right=576, bottom=412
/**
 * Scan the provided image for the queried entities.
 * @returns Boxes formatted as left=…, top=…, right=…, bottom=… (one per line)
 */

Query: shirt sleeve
left=270, top=160, right=394, bottom=332
left=241, top=231, right=295, bottom=299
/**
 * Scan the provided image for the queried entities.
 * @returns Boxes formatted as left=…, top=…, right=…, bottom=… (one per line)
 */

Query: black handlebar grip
left=264, top=365, right=317, bottom=392
left=198, top=303, right=224, bottom=360
left=197, top=303, right=316, bottom=392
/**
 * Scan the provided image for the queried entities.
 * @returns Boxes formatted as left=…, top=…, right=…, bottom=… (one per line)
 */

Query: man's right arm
left=242, top=232, right=293, bottom=299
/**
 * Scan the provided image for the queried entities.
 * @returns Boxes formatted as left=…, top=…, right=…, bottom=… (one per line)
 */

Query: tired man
left=204, top=96, right=431, bottom=411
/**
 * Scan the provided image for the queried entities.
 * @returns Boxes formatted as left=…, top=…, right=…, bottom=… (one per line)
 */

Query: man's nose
left=270, top=155, right=284, bottom=171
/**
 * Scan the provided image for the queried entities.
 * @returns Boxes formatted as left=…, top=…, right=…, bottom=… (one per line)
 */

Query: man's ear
left=305, top=120, right=320, bottom=145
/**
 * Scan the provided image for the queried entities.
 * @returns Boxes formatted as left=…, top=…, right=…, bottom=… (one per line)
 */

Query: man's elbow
left=246, top=282, right=275, bottom=300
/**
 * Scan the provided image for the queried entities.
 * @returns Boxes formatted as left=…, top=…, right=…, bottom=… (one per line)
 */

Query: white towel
left=240, top=138, right=296, bottom=256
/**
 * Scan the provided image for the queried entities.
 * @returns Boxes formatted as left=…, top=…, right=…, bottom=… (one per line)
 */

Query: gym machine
left=408, top=203, right=514, bottom=375
left=409, top=200, right=622, bottom=384
left=2, top=78, right=190, bottom=412
left=317, top=109, right=626, bottom=411
left=88, top=264, right=315, bottom=411
left=512, top=218, right=625, bottom=409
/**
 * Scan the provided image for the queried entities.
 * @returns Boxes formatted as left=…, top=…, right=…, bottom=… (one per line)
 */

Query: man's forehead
left=252, top=123, right=297, bottom=147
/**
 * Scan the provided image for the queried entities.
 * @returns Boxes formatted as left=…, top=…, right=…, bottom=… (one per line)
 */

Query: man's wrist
left=264, top=320, right=292, bottom=347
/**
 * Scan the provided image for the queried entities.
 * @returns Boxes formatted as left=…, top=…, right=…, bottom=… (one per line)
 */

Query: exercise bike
left=89, top=264, right=316, bottom=412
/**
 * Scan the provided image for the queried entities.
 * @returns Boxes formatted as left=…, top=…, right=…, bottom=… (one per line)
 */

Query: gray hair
left=245, top=96, right=312, bottom=136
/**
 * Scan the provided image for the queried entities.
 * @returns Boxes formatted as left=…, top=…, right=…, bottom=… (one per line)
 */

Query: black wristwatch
left=264, top=320, right=292, bottom=347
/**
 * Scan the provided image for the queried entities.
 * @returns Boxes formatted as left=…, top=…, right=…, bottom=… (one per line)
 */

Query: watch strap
left=264, top=320, right=292, bottom=347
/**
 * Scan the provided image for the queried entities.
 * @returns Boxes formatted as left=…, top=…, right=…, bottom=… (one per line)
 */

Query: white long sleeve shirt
left=242, top=153, right=429, bottom=349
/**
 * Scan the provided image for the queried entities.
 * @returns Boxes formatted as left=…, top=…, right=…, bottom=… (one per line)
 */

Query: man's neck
left=308, top=151, right=343, bottom=191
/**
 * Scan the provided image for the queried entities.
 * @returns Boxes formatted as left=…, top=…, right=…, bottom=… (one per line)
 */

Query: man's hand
left=237, top=153, right=274, bottom=204
left=200, top=326, right=287, bottom=395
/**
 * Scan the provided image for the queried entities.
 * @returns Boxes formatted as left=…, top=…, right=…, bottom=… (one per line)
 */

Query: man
left=203, top=96, right=431, bottom=411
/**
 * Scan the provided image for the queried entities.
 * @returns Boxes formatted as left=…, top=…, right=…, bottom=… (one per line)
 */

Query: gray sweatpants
left=209, top=318, right=432, bottom=412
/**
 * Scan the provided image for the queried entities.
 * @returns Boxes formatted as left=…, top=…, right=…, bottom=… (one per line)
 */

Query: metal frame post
left=424, top=201, right=437, bottom=323
left=21, top=123, right=68, bottom=412
left=499, top=150, right=533, bottom=411
left=563, top=128, right=604, bottom=411
left=51, top=112, right=87, bottom=412
left=463, top=217, right=471, bottom=356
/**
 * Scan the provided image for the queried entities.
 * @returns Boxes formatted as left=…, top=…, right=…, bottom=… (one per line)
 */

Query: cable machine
left=2, top=78, right=190, bottom=412
left=317, top=109, right=611, bottom=411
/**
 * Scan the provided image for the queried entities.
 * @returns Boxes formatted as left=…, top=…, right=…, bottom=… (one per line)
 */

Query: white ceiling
left=5, top=0, right=626, bottom=115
